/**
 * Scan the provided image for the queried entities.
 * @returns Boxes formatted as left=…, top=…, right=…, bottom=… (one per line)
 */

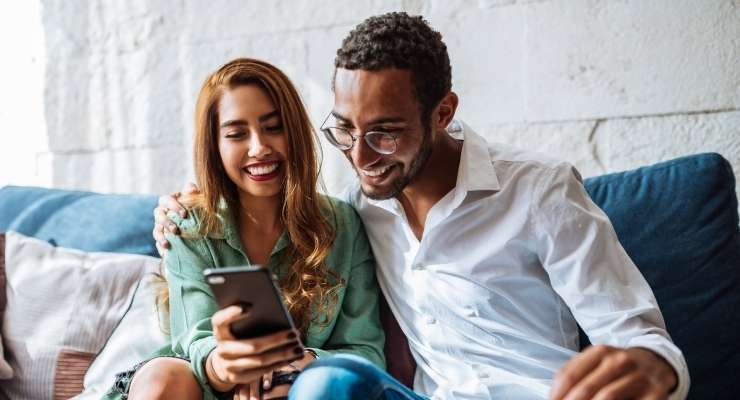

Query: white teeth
left=246, top=163, right=279, bottom=175
left=362, top=165, right=392, bottom=177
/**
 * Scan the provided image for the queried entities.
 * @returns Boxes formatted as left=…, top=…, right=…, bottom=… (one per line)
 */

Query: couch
left=1, top=152, right=739, bottom=399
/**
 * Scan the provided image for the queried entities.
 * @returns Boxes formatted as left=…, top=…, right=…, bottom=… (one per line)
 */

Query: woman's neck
left=237, top=193, right=282, bottom=235
left=236, top=193, right=283, bottom=265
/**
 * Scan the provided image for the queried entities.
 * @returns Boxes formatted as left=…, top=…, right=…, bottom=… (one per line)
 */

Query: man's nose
left=349, top=134, right=379, bottom=168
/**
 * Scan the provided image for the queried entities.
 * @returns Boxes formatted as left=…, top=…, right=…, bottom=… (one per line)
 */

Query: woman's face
left=217, top=84, right=288, bottom=202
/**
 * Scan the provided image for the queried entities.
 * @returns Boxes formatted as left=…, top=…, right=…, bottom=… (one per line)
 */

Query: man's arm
left=531, top=163, right=689, bottom=400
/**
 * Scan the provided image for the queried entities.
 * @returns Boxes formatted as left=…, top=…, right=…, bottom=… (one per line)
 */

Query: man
left=156, top=12, right=688, bottom=400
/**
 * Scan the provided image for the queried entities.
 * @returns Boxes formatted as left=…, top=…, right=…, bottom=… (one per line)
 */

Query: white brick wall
left=2, top=0, right=739, bottom=210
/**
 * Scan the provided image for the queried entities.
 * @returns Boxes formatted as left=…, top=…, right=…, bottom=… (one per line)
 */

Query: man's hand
left=550, top=345, right=677, bottom=400
left=153, top=182, right=200, bottom=255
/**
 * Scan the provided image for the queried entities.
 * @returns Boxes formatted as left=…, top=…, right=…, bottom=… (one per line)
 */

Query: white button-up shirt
left=344, top=123, right=689, bottom=399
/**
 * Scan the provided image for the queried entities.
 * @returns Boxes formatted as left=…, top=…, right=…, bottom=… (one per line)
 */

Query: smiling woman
left=103, top=58, right=385, bottom=400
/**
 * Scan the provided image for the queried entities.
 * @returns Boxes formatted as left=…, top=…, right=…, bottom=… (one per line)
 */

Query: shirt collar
left=456, top=121, right=500, bottom=194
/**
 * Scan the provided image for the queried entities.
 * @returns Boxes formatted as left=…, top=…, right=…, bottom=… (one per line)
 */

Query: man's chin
left=360, top=177, right=409, bottom=200
left=360, top=183, right=396, bottom=200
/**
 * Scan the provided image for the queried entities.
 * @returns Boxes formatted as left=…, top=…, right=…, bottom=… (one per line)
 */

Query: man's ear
left=433, top=92, right=459, bottom=132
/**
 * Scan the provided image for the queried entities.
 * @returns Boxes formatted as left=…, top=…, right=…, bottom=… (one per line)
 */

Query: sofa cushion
left=0, top=186, right=158, bottom=257
left=1, top=231, right=159, bottom=399
left=583, top=153, right=740, bottom=399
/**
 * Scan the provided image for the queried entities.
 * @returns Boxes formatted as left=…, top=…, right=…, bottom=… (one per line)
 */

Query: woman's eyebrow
left=258, top=110, right=279, bottom=122
left=220, top=119, right=248, bottom=129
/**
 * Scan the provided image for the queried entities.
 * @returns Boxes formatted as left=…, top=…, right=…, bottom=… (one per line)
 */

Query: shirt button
left=412, top=263, right=424, bottom=270
left=464, top=307, right=476, bottom=317
left=424, top=315, right=436, bottom=324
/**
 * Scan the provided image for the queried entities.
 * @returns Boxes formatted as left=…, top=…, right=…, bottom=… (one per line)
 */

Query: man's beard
left=360, top=126, right=433, bottom=200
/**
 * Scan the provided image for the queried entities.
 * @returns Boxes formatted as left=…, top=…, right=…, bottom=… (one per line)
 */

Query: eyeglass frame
left=319, top=112, right=401, bottom=155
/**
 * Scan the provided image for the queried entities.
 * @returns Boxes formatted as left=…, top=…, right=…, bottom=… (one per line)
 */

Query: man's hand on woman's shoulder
left=153, top=182, right=200, bottom=255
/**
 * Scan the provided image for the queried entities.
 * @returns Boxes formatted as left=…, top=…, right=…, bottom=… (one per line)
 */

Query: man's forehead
left=332, top=68, right=418, bottom=116
left=334, top=67, right=414, bottom=88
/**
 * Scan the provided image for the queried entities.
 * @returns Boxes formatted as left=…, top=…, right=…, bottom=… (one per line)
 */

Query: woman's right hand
left=153, top=182, right=200, bottom=255
left=207, top=305, right=303, bottom=392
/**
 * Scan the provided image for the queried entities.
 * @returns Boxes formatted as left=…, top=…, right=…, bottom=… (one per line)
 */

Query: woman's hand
left=153, top=182, right=200, bottom=254
left=260, top=350, right=316, bottom=398
left=233, top=349, right=316, bottom=399
left=233, top=380, right=267, bottom=400
left=207, top=305, right=303, bottom=392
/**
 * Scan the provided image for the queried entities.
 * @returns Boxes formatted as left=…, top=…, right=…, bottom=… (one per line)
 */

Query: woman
left=106, top=58, right=385, bottom=400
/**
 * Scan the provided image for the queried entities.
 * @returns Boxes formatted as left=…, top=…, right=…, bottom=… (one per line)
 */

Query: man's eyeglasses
left=319, top=113, right=399, bottom=155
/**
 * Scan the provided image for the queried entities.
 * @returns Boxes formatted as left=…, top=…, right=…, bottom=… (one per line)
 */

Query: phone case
left=204, top=266, right=296, bottom=339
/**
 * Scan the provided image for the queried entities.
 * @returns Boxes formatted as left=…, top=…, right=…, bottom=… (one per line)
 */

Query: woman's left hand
left=262, top=351, right=317, bottom=398
left=233, top=378, right=270, bottom=400
left=233, top=352, right=316, bottom=400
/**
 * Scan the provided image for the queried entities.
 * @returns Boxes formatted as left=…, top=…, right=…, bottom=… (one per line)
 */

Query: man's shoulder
left=486, top=141, right=566, bottom=173
left=481, top=140, right=577, bottom=188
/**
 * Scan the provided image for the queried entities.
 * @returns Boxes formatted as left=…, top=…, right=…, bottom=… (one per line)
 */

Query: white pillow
left=75, top=273, right=170, bottom=398
left=1, top=231, right=160, bottom=400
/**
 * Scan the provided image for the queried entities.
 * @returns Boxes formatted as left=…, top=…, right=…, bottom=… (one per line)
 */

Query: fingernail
left=169, top=224, right=176, bottom=231
left=180, top=210, right=187, bottom=218
left=263, top=379, right=270, bottom=389
left=287, top=331, right=297, bottom=340
left=293, top=346, right=303, bottom=355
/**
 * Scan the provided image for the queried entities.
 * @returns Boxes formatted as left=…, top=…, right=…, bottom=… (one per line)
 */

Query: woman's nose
left=248, top=130, right=272, bottom=158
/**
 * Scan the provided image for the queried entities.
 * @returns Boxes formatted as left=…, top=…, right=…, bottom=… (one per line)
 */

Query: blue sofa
left=1, top=153, right=739, bottom=399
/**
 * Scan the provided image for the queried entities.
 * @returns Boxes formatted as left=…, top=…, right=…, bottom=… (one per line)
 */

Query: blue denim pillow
left=583, top=153, right=740, bottom=399
left=0, top=186, right=158, bottom=257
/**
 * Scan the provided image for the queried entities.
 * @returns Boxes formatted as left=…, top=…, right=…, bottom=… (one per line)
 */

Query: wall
left=3, top=0, right=739, bottom=205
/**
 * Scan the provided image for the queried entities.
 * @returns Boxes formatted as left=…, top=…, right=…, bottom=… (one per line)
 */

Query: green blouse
left=163, top=196, right=385, bottom=398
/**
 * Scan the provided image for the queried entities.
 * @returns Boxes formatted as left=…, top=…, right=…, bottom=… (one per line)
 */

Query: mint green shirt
left=163, top=196, right=385, bottom=398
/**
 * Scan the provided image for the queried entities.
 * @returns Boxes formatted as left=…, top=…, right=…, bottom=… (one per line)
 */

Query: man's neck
left=397, top=133, right=463, bottom=240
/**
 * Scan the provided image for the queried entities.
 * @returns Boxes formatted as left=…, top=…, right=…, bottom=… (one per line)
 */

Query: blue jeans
left=289, top=354, right=428, bottom=400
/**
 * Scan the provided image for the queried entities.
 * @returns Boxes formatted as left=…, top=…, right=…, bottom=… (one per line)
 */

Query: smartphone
left=203, top=266, right=298, bottom=340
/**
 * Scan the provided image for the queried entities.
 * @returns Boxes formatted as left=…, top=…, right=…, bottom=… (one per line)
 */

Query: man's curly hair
left=334, top=12, right=452, bottom=124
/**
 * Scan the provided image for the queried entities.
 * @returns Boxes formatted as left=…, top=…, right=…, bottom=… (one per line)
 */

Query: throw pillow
left=75, top=273, right=170, bottom=398
left=1, top=231, right=160, bottom=400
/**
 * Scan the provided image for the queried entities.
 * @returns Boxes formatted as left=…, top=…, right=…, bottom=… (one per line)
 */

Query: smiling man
left=155, top=12, right=689, bottom=400
left=291, top=12, right=689, bottom=400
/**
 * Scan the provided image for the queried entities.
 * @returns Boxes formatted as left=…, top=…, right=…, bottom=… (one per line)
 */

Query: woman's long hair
left=158, top=58, right=341, bottom=336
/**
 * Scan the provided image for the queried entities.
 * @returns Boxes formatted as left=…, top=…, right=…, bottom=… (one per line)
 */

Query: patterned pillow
left=1, top=231, right=159, bottom=399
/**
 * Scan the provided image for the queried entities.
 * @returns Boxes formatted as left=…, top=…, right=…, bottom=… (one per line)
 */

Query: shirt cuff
left=189, top=336, right=218, bottom=390
left=627, top=335, right=690, bottom=400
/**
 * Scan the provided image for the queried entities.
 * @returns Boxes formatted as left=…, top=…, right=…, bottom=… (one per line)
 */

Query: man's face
left=332, top=68, right=431, bottom=200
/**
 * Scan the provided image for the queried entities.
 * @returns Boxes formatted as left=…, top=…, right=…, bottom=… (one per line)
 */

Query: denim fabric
left=290, top=354, right=428, bottom=400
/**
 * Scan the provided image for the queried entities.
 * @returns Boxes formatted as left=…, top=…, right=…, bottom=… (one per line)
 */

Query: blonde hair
left=159, top=58, right=341, bottom=336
